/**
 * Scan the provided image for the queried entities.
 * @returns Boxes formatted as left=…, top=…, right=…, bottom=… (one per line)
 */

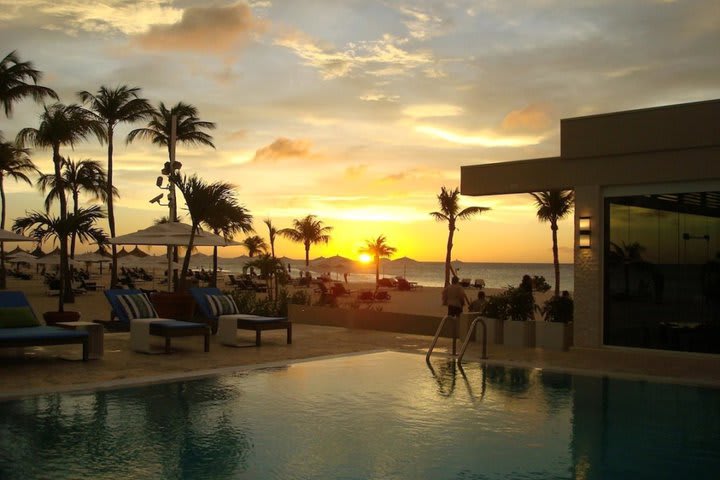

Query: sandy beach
left=6, top=272, right=553, bottom=324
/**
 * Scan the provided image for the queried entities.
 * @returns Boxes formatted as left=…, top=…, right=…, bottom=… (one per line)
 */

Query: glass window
left=604, top=191, right=720, bottom=353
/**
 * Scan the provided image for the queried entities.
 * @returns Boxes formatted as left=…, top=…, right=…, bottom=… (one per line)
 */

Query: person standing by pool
left=443, top=276, right=469, bottom=317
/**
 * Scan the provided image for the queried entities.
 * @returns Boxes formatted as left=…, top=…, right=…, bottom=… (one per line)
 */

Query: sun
left=359, top=253, right=372, bottom=264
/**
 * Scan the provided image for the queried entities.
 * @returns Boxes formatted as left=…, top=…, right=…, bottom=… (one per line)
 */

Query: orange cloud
left=253, top=137, right=313, bottom=162
left=134, top=3, right=266, bottom=53
left=500, top=104, right=553, bottom=133
left=227, top=129, right=247, bottom=141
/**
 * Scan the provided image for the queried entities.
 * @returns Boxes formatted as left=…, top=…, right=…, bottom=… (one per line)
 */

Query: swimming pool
left=1, top=351, right=718, bottom=479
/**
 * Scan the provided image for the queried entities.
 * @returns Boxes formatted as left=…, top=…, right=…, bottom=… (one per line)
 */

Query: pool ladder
left=426, top=315, right=488, bottom=363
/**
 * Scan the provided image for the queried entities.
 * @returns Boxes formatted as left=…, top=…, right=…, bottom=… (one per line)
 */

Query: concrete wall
left=289, top=304, right=473, bottom=339
left=574, top=185, right=603, bottom=348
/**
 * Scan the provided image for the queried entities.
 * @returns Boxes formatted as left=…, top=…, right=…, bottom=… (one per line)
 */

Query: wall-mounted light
left=578, top=216, right=591, bottom=249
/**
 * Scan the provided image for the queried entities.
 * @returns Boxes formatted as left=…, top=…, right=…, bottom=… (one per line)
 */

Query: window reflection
left=604, top=191, right=720, bottom=353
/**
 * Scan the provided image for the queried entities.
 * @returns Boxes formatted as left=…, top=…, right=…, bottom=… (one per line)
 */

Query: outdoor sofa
left=104, top=289, right=210, bottom=354
left=189, top=287, right=291, bottom=347
left=0, top=291, right=88, bottom=361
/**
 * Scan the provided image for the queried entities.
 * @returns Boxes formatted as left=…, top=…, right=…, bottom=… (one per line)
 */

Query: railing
left=426, top=314, right=488, bottom=363
left=458, top=315, right=488, bottom=363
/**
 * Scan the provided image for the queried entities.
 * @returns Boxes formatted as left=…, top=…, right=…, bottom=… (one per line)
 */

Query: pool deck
left=2, top=323, right=720, bottom=399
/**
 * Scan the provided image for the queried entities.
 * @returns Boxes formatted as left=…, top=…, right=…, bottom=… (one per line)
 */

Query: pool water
left=1, top=352, right=719, bottom=479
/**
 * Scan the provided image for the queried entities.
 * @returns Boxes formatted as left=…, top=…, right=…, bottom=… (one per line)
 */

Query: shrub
left=532, top=275, right=551, bottom=293
left=231, top=288, right=311, bottom=317
left=538, top=294, right=574, bottom=323
left=482, top=285, right=535, bottom=321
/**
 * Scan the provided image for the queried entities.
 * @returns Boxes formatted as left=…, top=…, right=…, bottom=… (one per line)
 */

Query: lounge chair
left=331, top=282, right=352, bottom=296
left=189, top=287, right=291, bottom=347
left=473, top=279, right=486, bottom=289
left=377, top=278, right=397, bottom=288
left=0, top=291, right=89, bottom=361
left=396, top=277, right=418, bottom=291
left=460, top=278, right=471, bottom=288
left=357, top=290, right=374, bottom=302
left=374, top=289, right=392, bottom=301
left=104, top=289, right=210, bottom=354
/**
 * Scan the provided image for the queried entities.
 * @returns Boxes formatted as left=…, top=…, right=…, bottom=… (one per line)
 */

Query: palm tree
left=13, top=206, right=107, bottom=312
left=78, top=85, right=153, bottom=288
left=16, top=103, right=103, bottom=302
left=242, top=235, right=268, bottom=258
left=37, top=157, right=115, bottom=257
left=530, top=190, right=575, bottom=297
left=172, top=173, right=235, bottom=289
left=0, top=136, right=36, bottom=288
left=201, top=197, right=253, bottom=287
left=279, top=215, right=333, bottom=267
left=0, top=50, right=57, bottom=118
left=264, top=219, right=278, bottom=258
left=360, top=235, right=397, bottom=285
left=245, top=254, right=285, bottom=300
left=430, top=186, right=490, bottom=286
left=127, top=101, right=215, bottom=157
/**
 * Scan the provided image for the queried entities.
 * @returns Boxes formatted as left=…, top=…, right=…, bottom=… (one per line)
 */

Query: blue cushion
left=117, top=293, right=158, bottom=320
left=150, top=319, right=206, bottom=329
left=206, top=294, right=239, bottom=316
left=0, top=307, right=40, bottom=328
left=0, top=326, right=88, bottom=341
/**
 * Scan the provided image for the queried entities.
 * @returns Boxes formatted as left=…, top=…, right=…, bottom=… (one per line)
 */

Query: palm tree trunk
left=0, top=181, right=6, bottom=290
left=375, top=257, right=380, bottom=285
left=305, top=243, right=310, bottom=267
left=107, top=129, right=119, bottom=288
left=70, top=191, right=79, bottom=258
left=212, top=245, right=218, bottom=288
left=180, top=227, right=197, bottom=291
left=444, top=222, right=455, bottom=287
left=53, top=146, right=73, bottom=307
left=551, top=222, right=560, bottom=297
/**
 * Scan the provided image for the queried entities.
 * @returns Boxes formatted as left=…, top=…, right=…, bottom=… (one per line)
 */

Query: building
left=461, top=99, right=720, bottom=354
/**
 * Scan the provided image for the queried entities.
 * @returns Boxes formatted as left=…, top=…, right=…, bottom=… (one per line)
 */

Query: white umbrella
left=0, top=228, right=34, bottom=242
left=109, top=222, right=240, bottom=291
left=108, top=222, right=240, bottom=247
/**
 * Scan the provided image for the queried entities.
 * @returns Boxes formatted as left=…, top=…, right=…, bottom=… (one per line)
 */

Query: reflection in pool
left=1, top=352, right=718, bottom=479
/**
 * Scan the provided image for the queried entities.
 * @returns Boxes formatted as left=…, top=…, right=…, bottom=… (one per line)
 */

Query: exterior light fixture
left=578, top=216, right=591, bottom=249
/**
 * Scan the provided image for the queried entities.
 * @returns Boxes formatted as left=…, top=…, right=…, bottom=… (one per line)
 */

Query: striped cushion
left=206, top=294, right=239, bottom=317
left=117, top=293, right=158, bottom=320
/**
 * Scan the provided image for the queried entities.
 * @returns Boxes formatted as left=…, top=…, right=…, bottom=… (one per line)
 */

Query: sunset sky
left=1, top=0, right=718, bottom=263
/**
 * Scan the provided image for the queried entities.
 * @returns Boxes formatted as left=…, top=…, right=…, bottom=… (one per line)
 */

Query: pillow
left=206, top=294, right=239, bottom=317
left=0, top=306, right=40, bottom=328
left=117, top=293, right=158, bottom=321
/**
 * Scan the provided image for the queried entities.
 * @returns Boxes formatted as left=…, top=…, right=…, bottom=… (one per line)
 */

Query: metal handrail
left=457, top=315, right=488, bottom=363
left=426, top=315, right=451, bottom=361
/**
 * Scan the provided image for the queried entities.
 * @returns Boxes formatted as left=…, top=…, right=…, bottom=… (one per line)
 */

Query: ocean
left=199, top=257, right=575, bottom=291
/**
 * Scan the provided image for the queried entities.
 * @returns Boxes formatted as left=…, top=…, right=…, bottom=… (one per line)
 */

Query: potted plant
left=13, top=206, right=107, bottom=325
left=536, top=292, right=574, bottom=350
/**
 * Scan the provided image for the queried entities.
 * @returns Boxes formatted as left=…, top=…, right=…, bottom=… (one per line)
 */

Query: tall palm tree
left=16, top=103, right=103, bottom=302
left=242, top=235, right=268, bottom=258
left=360, top=235, right=397, bottom=285
left=13, top=206, right=107, bottom=312
left=0, top=137, right=36, bottom=288
left=127, top=101, right=216, bottom=157
left=37, top=157, right=115, bottom=257
left=430, top=186, right=490, bottom=286
left=78, top=85, right=153, bottom=288
left=279, top=215, right=332, bottom=267
left=245, top=254, right=285, bottom=300
left=530, top=190, right=575, bottom=297
left=0, top=50, right=57, bottom=118
left=172, top=173, right=235, bottom=289
left=264, top=219, right=278, bottom=258
left=202, top=197, right=253, bottom=287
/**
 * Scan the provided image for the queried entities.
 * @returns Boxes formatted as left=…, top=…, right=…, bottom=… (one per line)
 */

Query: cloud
left=403, top=103, right=464, bottom=118
left=500, top=104, right=554, bottom=133
left=359, top=91, right=400, bottom=102
left=252, top=137, right=313, bottom=162
left=415, top=125, right=545, bottom=147
left=134, top=3, right=266, bottom=53
left=345, top=164, right=368, bottom=178
left=226, top=129, right=248, bottom=141
left=274, top=30, right=434, bottom=79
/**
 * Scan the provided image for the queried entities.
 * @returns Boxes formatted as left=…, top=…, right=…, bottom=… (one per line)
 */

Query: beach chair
left=189, top=287, right=291, bottom=347
left=460, top=278, right=471, bottom=288
left=331, top=282, right=352, bottom=296
left=0, top=291, right=89, bottom=361
left=473, top=279, right=486, bottom=289
left=374, top=289, right=392, bottom=301
left=104, top=289, right=210, bottom=354
left=396, top=278, right=418, bottom=291
left=357, top=290, right=374, bottom=303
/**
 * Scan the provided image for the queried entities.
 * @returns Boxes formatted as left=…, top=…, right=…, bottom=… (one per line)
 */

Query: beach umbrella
left=0, top=228, right=34, bottom=242
left=109, top=222, right=240, bottom=291
left=75, top=251, right=112, bottom=275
